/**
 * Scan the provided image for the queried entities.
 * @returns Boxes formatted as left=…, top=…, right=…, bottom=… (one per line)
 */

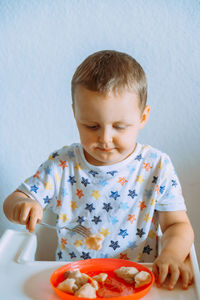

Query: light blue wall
left=1, top=0, right=200, bottom=261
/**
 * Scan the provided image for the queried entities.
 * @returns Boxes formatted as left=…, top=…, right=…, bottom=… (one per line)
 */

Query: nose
left=98, top=127, right=113, bottom=145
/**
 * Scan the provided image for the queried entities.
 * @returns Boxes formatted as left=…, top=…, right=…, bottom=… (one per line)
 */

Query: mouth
left=97, top=148, right=114, bottom=152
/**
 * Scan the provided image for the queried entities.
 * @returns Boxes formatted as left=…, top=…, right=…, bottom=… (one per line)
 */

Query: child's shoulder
left=47, top=143, right=81, bottom=161
left=139, top=143, right=171, bottom=163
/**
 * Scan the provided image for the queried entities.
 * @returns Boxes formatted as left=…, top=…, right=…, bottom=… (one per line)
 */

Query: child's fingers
left=157, top=264, right=169, bottom=285
left=19, top=204, right=31, bottom=224
left=168, top=265, right=180, bottom=290
left=27, top=207, right=40, bottom=232
left=152, top=263, right=159, bottom=282
left=181, top=270, right=190, bottom=289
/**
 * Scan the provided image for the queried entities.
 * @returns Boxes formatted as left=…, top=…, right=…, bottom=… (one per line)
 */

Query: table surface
left=0, top=229, right=199, bottom=300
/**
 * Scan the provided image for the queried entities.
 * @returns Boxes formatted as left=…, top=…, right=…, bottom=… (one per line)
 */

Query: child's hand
left=152, top=252, right=193, bottom=290
left=12, top=198, right=43, bottom=233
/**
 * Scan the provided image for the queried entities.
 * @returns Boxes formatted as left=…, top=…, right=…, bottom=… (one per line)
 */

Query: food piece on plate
left=84, top=233, right=104, bottom=250
left=114, top=266, right=139, bottom=283
left=74, top=283, right=97, bottom=298
left=64, top=269, right=91, bottom=288
left=93, top=273, right=108, bottom=282
left=134, top=271, right=151, bottom=288
left=57, top=278, right=78, bottom=293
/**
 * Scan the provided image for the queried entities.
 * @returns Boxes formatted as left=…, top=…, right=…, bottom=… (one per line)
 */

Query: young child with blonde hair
left=3, top=50, right=194, bottom=290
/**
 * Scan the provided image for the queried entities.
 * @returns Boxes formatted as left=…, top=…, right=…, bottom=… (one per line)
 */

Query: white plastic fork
left=38, top=222, right=91, bottom=238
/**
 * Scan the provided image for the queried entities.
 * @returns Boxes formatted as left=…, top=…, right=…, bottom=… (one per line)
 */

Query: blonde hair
left=71, top=50, right=147, bottom=111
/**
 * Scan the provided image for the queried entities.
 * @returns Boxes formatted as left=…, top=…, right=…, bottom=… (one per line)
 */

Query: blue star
left=80, top=252, right=91, bottom=260
left=57, top=251, right=63, bottom=260
left=150, top=153, right=158, bottom=159
left=67, top=151, right=75, bottom=158
left=135, top=154, right=142, bottom=161
left=110, top=216, right=119, bottom=224
left=92, top=216, right=102, bottom=225
left=165, top=192, right=175, bottom=200
left=109, top=191, right=120, bottom=200
left=164, top=158, right=170, bottom=165
left=128, top=241, right=137, bottom=250
left=144, top=189, right=153, bottom=199
left=45, top=166, right=52, bottom=175
left=85, top=203, right=95, bottom=213
left=127, top=166, right=136, bottom=172
left=98, top=180, right=108, bottom=187
left=128, top=189, right=138, bottom=199
left=152, top=176, right=158, bottom=184
left=43, top=195, right=50, bottom=204
left=67, top=176, right=76, bottom=185
left=77, top=216, right=85, bottom=225
left=109, top=240, right=120, bottom=250
left=120, top=202, right=129, bottom=210
left=100, top=253, right=109, bottom=258
left=69, top=252, right=76, bottom=259
left=30, top=185, right=38, bottom=193
left=136, top=228, right=145, bottom=238
left=81, top=177, right=90, bottom=187
left=172, top=180, right=177, bottom=187
left=106, top=170, right=118, bottom=176
left=160, top=186, right=165, bottom=194
left=103, top=202, right=113, bottom=212
left=88, top=170, right=99, bottom=177
left=61, top=188, right=68, bottom=197
left=143, top=245, right=153, bottom=255
left=118, top=229, right=128, bottom=239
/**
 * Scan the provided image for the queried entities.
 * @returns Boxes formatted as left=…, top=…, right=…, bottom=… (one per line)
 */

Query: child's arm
left=152, top=210, right=194, bottom=290
left=3, top=190, right=43, bottom=233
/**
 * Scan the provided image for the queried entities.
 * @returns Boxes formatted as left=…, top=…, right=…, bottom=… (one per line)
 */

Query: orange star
left=155, top=185, right=160, bottom=194
left=118, top=177, right=128, bottom=186
left=61, top=238, right=67, bottom=245
left=58, top=160, right=68, bottom=170
left=76, top=189, right=84, bottom=199
left=143, top=162, right=152, bottom=171
left=119, top=253, right=129, bottom=260
left=128, top=214, right=136, bottom=223
left=57, top=200, right=62, bottom=207
left=33, top=171, right=40, bottom=179
left=138, top=201, right=146, bottom=211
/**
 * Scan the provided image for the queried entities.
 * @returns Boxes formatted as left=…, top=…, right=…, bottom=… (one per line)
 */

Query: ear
left=139, top=105, right=151, bottom=129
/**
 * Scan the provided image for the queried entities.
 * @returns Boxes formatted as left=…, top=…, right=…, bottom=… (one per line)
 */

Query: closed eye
left=85, top=125, right=99, bottom=130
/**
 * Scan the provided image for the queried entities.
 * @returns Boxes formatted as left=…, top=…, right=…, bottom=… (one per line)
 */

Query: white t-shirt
left=18, top=143, right=186, bottom=262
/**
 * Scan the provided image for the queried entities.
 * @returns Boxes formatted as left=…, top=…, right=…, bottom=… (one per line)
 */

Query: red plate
left=50, top=258, right=154, bottom=299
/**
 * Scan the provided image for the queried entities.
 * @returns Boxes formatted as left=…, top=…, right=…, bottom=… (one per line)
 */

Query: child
left=3, top=50, right=194, bottom=290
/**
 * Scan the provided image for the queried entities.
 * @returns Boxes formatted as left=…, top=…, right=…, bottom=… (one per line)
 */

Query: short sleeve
left=17, top=156, right=58, bottom=209
left=155, top=154, right=186, bottom=211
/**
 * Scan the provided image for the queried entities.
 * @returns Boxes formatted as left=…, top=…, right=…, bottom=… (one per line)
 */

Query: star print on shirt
left=67, top=176, right=76, bottom=185
left=128, top=189, right=138, bottom=199
left=57, top=251, right=63, bottom=260
left=152, top=176, right=158, bottom=184
left=102, top=202, right=113, bottom=212
left=43, top=195, right=50, bottom=204
left=143, top=245, right=153, bottom=255
left=67, top=150, right=75, bottom=158
left=92, top=216, right=102, bottom=225
left=136, top=228, right=146, bottom=238
left=118, top=229, right=128, bottom=239
left=59, top=160, right=68, bottom=170
left=160, top=186, right=165, bottom=194
left=80, top=252, right=91, bottom=260
left=81, top=177, right=90, bottom=187
left=109, top=240, right=120, bottom=250
left=106, top=170, right=118, bottom=176
left=30, top=185, right=38, bottom=193
left=109, top=191, right=120, bottom=200
left=110, top=216, right=119, bottom=224
left=33, top=171, right=40, bottom=179
left=88, top=170, right=99, bottom=177
left=45, top=166, right=52, bottom=175
left=69, top=252, right=76, bottom=259
left=77, top=216, right=85, bottom=225
left=172, top=179, right=177, bottom=187
left=52, top=152, right=59, bottom=158
left=120, top=202, right=129, bottom=210
left=135, top=154, right=142, bottom=161
left=98, top=180, right=108, bottom=187
left=85, top=203, right=95, bottom=213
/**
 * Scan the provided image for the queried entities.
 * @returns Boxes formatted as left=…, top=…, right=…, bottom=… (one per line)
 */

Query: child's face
left=73, top=86, right=150, bottom=166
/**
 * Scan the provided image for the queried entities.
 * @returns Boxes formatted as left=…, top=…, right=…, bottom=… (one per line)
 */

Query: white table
left=0, top=229, right=200, bottom=300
